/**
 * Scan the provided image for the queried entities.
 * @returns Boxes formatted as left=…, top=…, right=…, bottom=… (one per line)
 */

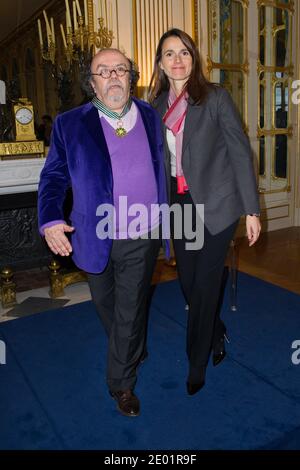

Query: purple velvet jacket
left=38, top=99, right=168, bottom=273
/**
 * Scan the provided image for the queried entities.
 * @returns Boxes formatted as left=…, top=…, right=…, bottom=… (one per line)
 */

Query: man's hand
left=246, top=215, right=261, bottom=247
left=44, top=223, right=74, bottom=256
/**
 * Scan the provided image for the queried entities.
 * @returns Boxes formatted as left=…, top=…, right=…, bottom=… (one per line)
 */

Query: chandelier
left=37, top=0, right=114, bottom=68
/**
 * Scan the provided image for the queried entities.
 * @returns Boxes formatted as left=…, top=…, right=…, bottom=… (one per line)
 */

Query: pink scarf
left=163, top=88, right=189, bottom=194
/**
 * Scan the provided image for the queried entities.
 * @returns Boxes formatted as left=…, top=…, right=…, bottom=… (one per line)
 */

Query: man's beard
left=108, top=93, right=124, bottom=103
left=105, top=82, right=125, bottom=103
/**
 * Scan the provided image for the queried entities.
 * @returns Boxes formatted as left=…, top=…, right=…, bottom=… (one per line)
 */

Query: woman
left=149, top=29, right=261, bottom=395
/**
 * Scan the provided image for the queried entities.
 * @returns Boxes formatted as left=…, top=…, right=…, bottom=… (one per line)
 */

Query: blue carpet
left=0, top=272, right=300, bottom=450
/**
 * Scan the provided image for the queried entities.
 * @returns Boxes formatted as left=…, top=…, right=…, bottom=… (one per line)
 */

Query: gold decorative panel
left=132, top=0, right=195, bottom=89
left=257, top=0, right=294, bottom=191
left=207, top=0, right=249, bottom=124
left=133, top=0, right=173, bottom=87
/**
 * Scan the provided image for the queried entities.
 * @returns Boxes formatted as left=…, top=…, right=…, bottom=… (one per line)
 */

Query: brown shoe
left=110, top=389, right=140, bottom=417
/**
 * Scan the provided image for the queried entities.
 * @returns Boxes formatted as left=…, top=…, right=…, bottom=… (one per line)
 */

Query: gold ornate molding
left=0, top=141, right=44, bottom=159
left=207, top=57, right=249, bottom=74
left=257, top=61, right=294, bottom=77
left=257, top=0, right=295, bottom=191
left=207, top=0, right=249, bottom=126
left=211, top=0, right=218, bottom=42
left=257, top=0, right=294, bottom=13
left=192, top=0, right=199, bottom=45
left=258, top=186, right=291, bottom=194
left=257, top=126, right=293, bottom=137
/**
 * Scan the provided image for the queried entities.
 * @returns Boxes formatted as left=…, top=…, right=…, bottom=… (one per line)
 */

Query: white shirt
left=97, top=101, right=138, bottom=132
left=166, top=129, right=177, bottom=177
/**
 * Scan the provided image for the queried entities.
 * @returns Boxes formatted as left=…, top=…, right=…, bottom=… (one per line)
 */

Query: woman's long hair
left=148, top=28, right=214, bottom=105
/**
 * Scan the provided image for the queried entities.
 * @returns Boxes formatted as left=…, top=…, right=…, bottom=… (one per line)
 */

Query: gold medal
left=92, top=98, right=131, bottom=138
left=92, top=97, right=132, bottom=138
left=115, top=127, right=127, bottom=137
left=115, top=120, right=127, bottom=137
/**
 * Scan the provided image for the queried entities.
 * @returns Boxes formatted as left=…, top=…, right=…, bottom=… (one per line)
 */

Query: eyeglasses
left=91, top=66, right=130, bottom=79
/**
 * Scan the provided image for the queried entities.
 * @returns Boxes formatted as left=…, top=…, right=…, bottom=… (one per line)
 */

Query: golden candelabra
left=37, top=0, right=114, bottom=67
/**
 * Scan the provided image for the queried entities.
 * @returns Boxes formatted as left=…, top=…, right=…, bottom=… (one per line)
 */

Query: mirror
left=260, top=5, right=265, bottom=30
left=275, top=6, right=284, bottom=26
left=274, top=80, right=288, bottom=128
left=211, top=69, right=244, bottom=119
left=259, top=136, right=265, bottom=176
left=259, top=6, right=265, bottom=65
left=259, top=73, right=265, bottom=128
left=260, top=35, right=265, bottom=65
left=209, top=0, right=244, bottom=65
left=274, top=134, right=287, bottom=178
left=274, top=8, right=289, bottom=67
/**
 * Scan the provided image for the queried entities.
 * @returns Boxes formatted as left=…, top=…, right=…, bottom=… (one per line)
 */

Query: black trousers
left=170, top=177, right=238, bottom=376
left=87, top=235, right=160, bottom=392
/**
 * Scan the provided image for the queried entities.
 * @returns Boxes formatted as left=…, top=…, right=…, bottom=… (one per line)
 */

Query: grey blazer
left=154, top=86, right=260, bottom=235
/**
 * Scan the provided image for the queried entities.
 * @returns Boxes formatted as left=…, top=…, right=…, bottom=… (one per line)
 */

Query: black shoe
left=110, top=389, right=140, bottom=417
left=186, top=365, right=206, bottom=395
left=213, top=334, right=229, bottom=367
left=186, top=380, right=205, bottom=395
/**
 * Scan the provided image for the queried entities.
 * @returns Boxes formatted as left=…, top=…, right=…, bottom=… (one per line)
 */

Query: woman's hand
left=246, top=215, right=261, bottom=247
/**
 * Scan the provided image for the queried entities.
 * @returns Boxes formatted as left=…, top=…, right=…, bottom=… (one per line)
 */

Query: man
left=38, top=48, right=167, bottom=417
left=37, top=114, right=53, bottom=146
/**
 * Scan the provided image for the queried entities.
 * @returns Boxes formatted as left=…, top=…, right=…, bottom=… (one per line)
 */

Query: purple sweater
left=40, top=110, right=159, bottom=239
left=101, top=110, right=159, bottom=239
